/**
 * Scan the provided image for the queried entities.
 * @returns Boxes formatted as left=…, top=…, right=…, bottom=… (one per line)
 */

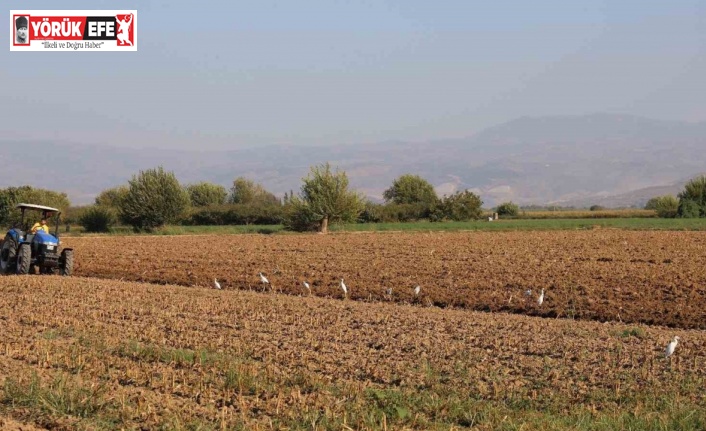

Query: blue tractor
left=0, top=203, right=73, bottom=275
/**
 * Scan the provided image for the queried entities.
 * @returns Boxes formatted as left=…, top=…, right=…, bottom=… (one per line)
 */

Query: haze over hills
left=1, top=113, right=704, bottom=208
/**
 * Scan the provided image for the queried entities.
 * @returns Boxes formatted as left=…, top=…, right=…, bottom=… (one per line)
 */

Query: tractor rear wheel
left=60, top=249, right=74, bottom=276
left=0, top=237, right=17, bottom=274
left=16, top=244, right=31, bottom=275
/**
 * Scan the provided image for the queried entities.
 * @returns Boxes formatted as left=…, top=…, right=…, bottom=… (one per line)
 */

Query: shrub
left=440, top=191, right=483, bottom=221
left=678, top=199, right=701, bottom=218
left=589, top=205, right=605, bottom=211
left=186, top=182, right=227, bottom=207
left=644, top=195, right=678, bottom=218
left=677, top=175, right=706, bottom=218
left=182, top=204, right=284, bottom=225
left=79, top=206, right=116, bottom=233
left=358, top=202, right=384, bottom=223
left=379, top=203, right=431, bottom=222
left=282, top=198, right=320, bottom=232
left=496, top=201, right=520, bottom=217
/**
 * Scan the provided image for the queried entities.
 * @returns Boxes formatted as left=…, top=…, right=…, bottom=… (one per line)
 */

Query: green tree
left=496, top=201, right=520, bottom=217
left=284, top=163, right=364, bottom=233
left=0, top=186, right=71, bottom=228
left=95, top=186, right=129, bottom=208
left=383, top=174, right=438, bottom=206
left=677, top=175, right=706, bottom=218
left=0, top=193, right=11, bottom=227
left=186, top=182, right=227, bottom=207
left=79, top=205, right=116, bottom=232
left=440, top=190, right=483, bottom=221
left=678, top=199, right=701, bottom=218
left=118, top=166, right=190, bottom=231
left=229, top=177, right=279, bottom=205
left=645, top=195, right=679, bottom=218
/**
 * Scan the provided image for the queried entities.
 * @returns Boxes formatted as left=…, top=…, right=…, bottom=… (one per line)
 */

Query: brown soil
left=65, top=230, right=706, bottom=329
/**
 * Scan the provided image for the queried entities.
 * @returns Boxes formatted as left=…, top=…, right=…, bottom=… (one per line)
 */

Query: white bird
left=340, top=278, right=348, bottom=297
left=303, top=281, right=311, bottom=291
left=537, top=289, right=545, bottom=306
left=214, top=278, right=221, bottom=290
left=665, top=336, right=680, bottom=358
left=525, top=289, right=532, bottom=297
left=413, top=285, right=421, bottom=296
left=386, top=287, right=393, bottom=296
left=259, top=272, right=269, bottom=284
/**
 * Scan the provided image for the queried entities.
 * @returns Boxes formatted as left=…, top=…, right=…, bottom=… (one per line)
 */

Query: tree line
left=75, top=165, right=486, bottom=233
left=2, top=168, right=705, bottom=234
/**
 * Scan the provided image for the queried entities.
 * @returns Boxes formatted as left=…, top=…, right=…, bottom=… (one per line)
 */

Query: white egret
left=414, top=285, right=421, bottom=296
left=214, top=278, right=221, bottom=290
left=386, top=287, right=393, bottom=296
left=537, top=289, right=544, bottom=306
left=258, top=272, right=271, bottom=292
left=665, top=336, right=680, bottom=358
left=525, top=289, right=532, bottom=297
left=303, top=281, right=311, bottom=291
left=340, top=278, right=348, bottom=297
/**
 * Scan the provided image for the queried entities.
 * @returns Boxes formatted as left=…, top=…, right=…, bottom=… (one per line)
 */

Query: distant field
left=511, top=209, right=657, bottom=219
left=65, top=224, right=286, bottom=236
left=331, top=217, right=706, bottom=232
left=64, top=217, right=706, bottom=237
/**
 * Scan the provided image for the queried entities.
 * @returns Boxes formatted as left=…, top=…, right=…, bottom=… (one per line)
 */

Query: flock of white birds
left=212, top=275, right=681, bottom=359
left=213, top=274, right=425, bottom=300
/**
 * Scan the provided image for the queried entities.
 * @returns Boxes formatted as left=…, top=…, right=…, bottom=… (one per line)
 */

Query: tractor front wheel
left=16, top=244, right=31, bottom=275
left=60, top=249, right=74, bottom=276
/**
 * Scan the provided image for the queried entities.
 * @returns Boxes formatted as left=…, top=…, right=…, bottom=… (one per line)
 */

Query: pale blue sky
left=2, top=0, right=705, bottom=149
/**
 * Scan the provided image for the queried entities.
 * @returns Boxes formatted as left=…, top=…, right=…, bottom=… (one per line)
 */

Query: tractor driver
left=31, top=218, right=50, bottom=234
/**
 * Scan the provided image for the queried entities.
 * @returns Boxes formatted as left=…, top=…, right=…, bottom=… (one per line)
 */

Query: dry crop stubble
left=66, top=230, right=706, bottom=329
left=0, top=276, right=705, bottom=429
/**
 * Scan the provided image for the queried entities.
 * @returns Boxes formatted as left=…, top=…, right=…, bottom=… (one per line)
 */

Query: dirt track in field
left=63, top=230, right=706, bottom=329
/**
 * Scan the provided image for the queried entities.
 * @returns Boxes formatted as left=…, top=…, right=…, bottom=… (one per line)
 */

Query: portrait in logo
left=15, top=16, right=29, bottom=44
left=116, top=13, right=134, bottom=46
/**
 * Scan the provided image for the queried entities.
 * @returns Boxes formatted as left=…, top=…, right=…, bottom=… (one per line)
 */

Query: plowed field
left=1, top=276, right=705, bottom=430
left=65, top=230, right=706, bottom=329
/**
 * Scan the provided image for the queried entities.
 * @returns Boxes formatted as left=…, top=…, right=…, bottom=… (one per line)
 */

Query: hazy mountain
left=1, top=113, right=704, bottom=207
left=551, top=173, right=706, bottom=209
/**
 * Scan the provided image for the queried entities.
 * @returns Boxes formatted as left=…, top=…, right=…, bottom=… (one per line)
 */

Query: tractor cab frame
left=0, top=203, right=74, bottom=275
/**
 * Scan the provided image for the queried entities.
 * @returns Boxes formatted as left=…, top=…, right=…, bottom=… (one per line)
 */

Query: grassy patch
left=618, top=327, right=648, bottom=339
left=114, top=340, right=227, bottom=367
left=331, top=218, right=706, bottom=232
left=1, top=372, right=119, bottom=428
left=66, top=217, right=706, bottom=237
left=40, top=327, right=75, bottom=340
left=4, top=340, right=705, bottom=430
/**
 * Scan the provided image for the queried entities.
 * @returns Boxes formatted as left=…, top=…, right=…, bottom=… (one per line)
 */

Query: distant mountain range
left=1, top=113, right=704, bottom=208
